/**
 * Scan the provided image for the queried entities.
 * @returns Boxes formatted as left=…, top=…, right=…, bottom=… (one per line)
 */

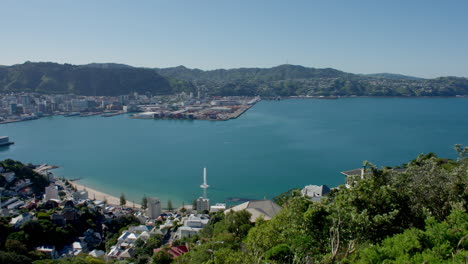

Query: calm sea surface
left=1, top=98, right=467, bottom=206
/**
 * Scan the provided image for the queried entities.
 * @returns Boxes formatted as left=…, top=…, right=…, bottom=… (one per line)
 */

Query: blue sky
left=1, top=0, right=467, bottom=78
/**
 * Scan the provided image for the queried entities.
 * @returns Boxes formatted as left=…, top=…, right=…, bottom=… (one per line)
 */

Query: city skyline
left=0, top=0, right=467, bottom=78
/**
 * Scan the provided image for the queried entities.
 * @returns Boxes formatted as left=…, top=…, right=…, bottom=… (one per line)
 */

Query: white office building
left=45, top=185, right=59, bottom=201
left=196, top=197, right=210, bottom=213
left=147, top=197, right=162, bottom=219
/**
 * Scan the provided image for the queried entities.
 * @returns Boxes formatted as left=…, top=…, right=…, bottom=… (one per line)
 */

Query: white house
left=9, top=212, right=33, bottom=228
left=175, top=214, right=210, bottom=239
left=301, top=185, right=330, bottom=201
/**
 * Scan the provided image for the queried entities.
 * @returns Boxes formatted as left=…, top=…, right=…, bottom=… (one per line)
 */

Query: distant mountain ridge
left=82, top=63, right=134, bottom=69
left=363, top=73, right=424, bottom=80
left=0, top=61, right=467, bottom=97
left=155, top=64, right=468, bottom=97
left=154, top=64, right=352, bottom=82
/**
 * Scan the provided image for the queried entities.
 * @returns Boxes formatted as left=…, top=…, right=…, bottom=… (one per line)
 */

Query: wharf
left=80, top=112, right=103, bottom=117
left=0, top=119, right=22, bottom=125
left=34, top=165, right=59, bottom=173
left=102, top=111, right=125, bottom=117
left=289, top=96, right=339, bottom=99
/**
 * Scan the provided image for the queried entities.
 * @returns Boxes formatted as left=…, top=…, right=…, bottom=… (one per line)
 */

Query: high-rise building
left=9, top=103, right=17, bottom=115
left=147, top=197, right=162, bottom=219
left=196, top=197, right=210, bottom=213
left=20, top=95, right=30, bottom=106
left=44, top=185, right=59, bottom=201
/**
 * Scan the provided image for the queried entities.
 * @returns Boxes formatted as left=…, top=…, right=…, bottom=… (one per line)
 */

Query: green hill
left=0, top=62, right=173, bottom=96
left=1, top=62, right=467, bottom=97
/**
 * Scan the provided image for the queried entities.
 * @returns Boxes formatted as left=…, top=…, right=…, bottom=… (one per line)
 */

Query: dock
left=102, top=111, right=125, bottom=117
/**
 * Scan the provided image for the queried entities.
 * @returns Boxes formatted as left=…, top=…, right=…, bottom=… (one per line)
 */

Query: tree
left=347, top=209, right=468, bottom=263
left=223, top=210, right=252, bottom=238
left=58, top=191, right=66, bottom=199
left=153, top=249, right=173, bottom=264
left=167, top=200, right=173, bottom=211
left=0, top=251, right=32, bottom=264
left=141, top=195, right=148, bottom=210
left=120, top=193, right=126, bottom=207
left=180, top=201, right=187, bottom=213
left=5, top=239, right=28, bottom=255
left=265, top=244, right=293, bottom=263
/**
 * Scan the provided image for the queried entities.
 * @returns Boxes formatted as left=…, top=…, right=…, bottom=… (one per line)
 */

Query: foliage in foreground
left=174, top=146, right=467, bottom=264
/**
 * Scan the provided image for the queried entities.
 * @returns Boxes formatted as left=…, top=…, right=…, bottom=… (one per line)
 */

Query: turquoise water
left=1, top=98, right=467, bottom=206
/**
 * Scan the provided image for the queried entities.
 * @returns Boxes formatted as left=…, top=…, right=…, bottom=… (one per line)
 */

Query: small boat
left=0, top=136, right=14, bottom=146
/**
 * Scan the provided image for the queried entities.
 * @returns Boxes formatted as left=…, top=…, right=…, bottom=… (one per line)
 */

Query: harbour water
left=1, top=98, right=467, bottom=206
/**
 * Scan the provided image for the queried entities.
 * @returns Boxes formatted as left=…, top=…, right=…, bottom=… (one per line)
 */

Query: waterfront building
left=301, top=184, right=330, bottom=201
left=20, top=95, right=30, bottom=107
left=209, top=203, right=226, bottom=213
left=71, top=99, right=89, bottom=112
left=72, top=190, right=89, bottom=202
left=196, top=197, right=210, bottom=213
left=44, top=184, right=59, bottom=201
left=9, top=103, right=17, bottom=114
left=147, top=197, right=162, bottom=219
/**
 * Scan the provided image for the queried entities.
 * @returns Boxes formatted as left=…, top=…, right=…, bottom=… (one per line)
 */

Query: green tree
left=141, top=195, right=148, bottom=210
left=153, top=249, right=173, bottom=264
left=0, top=251, right=32, bottom=264
left=5, top=239, right=28, bottom=255
left=265, top=244, right=293, bottom=263
left=120, top=193, right=126, bottom=207
left=348, top=209, right=468, bottom=263
left=167, top=200, right=173, bottom=211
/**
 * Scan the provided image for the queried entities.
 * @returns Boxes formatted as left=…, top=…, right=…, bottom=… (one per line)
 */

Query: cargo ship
left=0, top=136, right=14, bottom=146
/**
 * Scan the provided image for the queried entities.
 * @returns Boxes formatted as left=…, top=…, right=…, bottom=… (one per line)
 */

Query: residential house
left=9, top=212, right=33, bottom=228
left=301, top=185, right=330, bottom=201
left=224, top=200, right=282, bottom=222
left=154, top=245, right=188, bottom=259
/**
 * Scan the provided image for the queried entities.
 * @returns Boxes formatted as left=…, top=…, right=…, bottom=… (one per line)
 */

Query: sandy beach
left=70, top=181, right=141, bottom=209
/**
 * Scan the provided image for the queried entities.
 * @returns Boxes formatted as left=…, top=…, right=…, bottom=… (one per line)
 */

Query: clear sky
left=1, top=0, right=467, bottom=78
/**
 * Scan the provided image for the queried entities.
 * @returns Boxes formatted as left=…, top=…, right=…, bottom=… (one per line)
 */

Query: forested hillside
left=155, top=65, right=468, bottom=97
left=172, top=146, right=468, bottom=264
left=1, top=62, right=468, bottom=97
left=0, top=62, right=175, bottom=96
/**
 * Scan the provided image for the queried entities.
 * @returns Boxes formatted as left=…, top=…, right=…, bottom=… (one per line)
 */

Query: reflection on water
left=0, top=145, right=11, bottom=152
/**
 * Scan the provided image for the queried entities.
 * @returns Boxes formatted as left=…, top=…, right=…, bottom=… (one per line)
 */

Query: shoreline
left=69, top=180, right=141, bottom=209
